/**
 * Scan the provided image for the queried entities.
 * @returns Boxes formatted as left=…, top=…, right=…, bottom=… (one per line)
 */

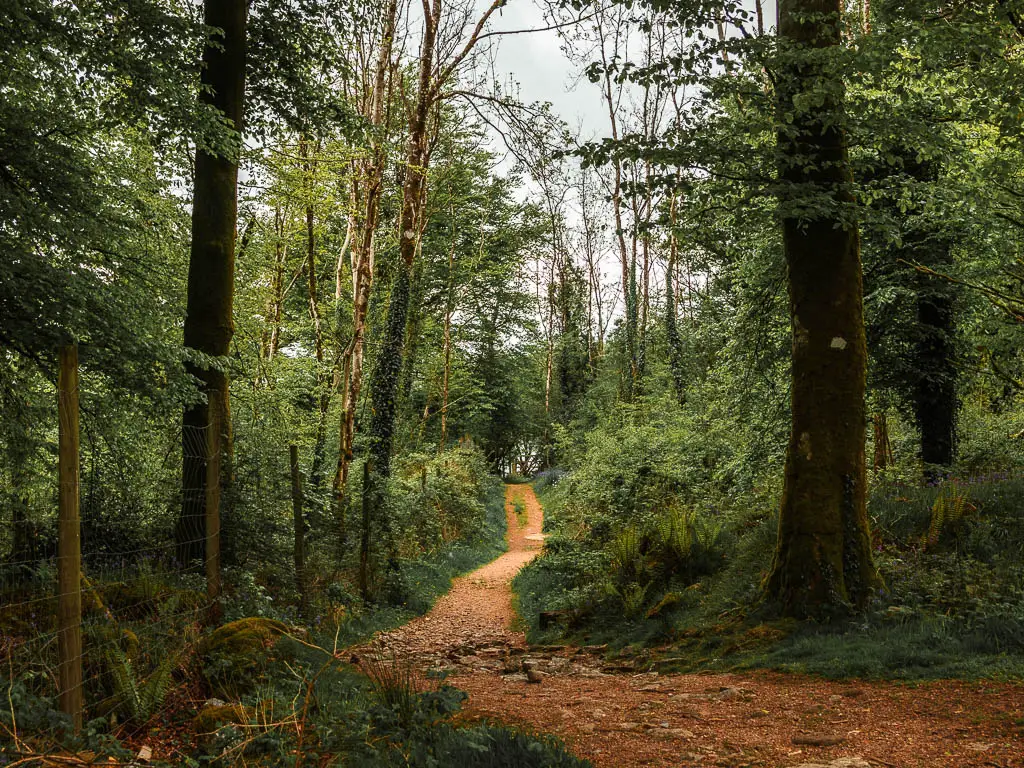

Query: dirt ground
left=368, top=484, right=1024, bottom=768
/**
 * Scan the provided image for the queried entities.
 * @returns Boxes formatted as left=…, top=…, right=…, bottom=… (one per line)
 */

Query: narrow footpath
left=372, top=483, right=544, bottom=661
left=367, top=485, right=1024, bottom=768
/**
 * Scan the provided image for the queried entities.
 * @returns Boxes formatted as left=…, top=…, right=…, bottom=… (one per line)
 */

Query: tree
left=764, top=0, right=881, bottom=617
left=177, top=0, right=248, bottom=566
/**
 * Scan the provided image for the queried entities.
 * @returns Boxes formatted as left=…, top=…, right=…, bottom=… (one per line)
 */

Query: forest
left=2, top=0, right=1024, bottom=766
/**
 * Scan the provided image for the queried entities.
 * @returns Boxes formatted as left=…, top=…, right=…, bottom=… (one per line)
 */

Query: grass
left=514, top=469, right=1024, bottom=681
left=511, top=497, right=528, bottom=528
left=332, top=480, right=509, bottom=646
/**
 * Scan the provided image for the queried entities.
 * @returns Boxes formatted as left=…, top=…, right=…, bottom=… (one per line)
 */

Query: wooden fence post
left=289, top=445, right=307, bottom=615
left=205, top=389, right=222, bottom=617
left=57, top=344, right=83, bottom=732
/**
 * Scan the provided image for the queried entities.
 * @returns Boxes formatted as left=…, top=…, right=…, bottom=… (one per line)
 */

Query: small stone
left=526, top=668, right=545, bottom=684
left=714, top=686, right=743, bottom=701
left=792, top=733, right=847, bottom=747
left=618, top=722, right=640, bottom=731
left=669, top=728, right=696, bottom=739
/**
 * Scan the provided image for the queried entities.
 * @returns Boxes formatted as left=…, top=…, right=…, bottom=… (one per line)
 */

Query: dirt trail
left=371, top=483, right=543, bottom=660
left=368, top=485, right=1024, bottom=768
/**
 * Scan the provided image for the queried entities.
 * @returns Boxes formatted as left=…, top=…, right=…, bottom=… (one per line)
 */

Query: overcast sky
left=484, top=0, right=778, bottom=147
left=488, top=0, right=607, bottom=141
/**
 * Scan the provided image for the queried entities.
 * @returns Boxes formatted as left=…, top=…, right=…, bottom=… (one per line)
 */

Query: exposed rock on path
left=362, top=485, right=1024, bottom=768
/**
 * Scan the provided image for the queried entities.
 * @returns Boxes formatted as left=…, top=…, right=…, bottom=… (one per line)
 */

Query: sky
left=483, top=0, right=778, bottom=147
left=487, top=0, right=608, bottom=142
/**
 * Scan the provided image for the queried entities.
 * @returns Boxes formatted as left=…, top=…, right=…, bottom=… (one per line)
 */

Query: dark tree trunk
left=765, top=0, right=881, bottom=618
left=915, top=260, right=957, bottom=476
left=177, top=0, right=247, bottom=567
left=899, top=154, right=958, bottom=479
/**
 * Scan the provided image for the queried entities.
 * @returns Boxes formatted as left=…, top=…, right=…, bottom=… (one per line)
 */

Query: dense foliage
left=4, top=0, right=1024, bottom=762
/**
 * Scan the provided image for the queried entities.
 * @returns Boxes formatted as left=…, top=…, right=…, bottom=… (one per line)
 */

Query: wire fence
left=1, top=346, right=222, bottom=743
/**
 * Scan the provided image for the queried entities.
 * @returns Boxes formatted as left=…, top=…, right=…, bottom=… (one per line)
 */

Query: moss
left=199, top=617, right=288, bottom=656
left=193, top=702, right=254, bottom=733
left=199, top=617, right=290, bottom=697
left=646, top=591, right=682, bottom=619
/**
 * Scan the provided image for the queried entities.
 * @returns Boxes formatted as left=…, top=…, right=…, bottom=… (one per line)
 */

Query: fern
left=924, top=483, right=973, bottom=550
left=608, top=526, right=645, bottom=582
left=606, top=580, right=651, bottom=619
left=105, top=647, right=176, bottom=723
left=656, top=508, right=695, bottom=565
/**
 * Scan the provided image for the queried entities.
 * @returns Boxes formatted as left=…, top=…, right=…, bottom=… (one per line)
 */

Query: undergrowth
left=515, top=460, right=1024, bottom=680
left=2, top=446, right=556, bottom=766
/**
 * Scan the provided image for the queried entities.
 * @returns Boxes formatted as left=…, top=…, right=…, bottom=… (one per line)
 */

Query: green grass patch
left=515, top=468, right=1024, bottom=681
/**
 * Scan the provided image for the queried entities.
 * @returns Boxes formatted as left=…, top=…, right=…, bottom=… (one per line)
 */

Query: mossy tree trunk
left=177, top=0, right=247, bottom=567
left=765, top=0, right=881, bottom=618
left=333, top=0, right=399, bottom=514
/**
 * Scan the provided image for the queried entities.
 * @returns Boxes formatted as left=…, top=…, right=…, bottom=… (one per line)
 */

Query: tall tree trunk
left=914, top=250, right=957, bottom=478
left=765, top=0, right=880, bottom=618
left=301, top=138, right=332, bottom=489
left=265, top=206, right=288, bottom=363
left=872, top=413, right=894, bottom=472
left=368, top=0, right=438, bottom=479
left=333, top=0, right=399, bottom=501
left=897, top=153, right=958, bottom=480
left=177, top=0, right=247, bottom=567
left=596, top=8, right=637, bottom=396
left=666, top=190, right=685, bottom=405
left=580, top=170, right=604, bottom=360
left=399, top=256, right=426, bottom=413
left=438, top=211, right=457, bottom=453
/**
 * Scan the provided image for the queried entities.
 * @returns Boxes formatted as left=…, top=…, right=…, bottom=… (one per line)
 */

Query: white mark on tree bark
left=799, top=431, right=812, bottom=460
left=794, top=315, right=810, bottom=347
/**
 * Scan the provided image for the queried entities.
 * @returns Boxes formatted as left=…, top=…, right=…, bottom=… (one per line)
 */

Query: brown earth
left=365, top=484, right=1024, bottom=768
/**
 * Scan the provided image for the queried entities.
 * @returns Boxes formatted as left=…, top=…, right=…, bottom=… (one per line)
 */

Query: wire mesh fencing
left=1, top=347, right=223, bottom=746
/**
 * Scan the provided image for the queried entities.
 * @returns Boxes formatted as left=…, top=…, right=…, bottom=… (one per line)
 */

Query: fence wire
left=2, top=403, right=220, bottom=745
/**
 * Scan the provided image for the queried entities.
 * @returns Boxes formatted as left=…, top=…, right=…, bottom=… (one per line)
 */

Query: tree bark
left=595, top=7, right=637, bottom=397
left=367, top=0, right=439, bottom=478
left=266, top=207, right=288, bottom=363
left=300, top=138, right=333, bottom=489
left=897, top=153, right=958, bottom=479
left=765, top=0, right=881, bottom=618
left=290, top=445, right=307, bottom=615
left=666, top=190, right=685, bottom=405
left=914, top=258, right=957, bottom=477
left=439, top=210, right=457, bottom=453
left=178, top=0, right=247, bottom=567
left=334, top=0, right=399, bottom=501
